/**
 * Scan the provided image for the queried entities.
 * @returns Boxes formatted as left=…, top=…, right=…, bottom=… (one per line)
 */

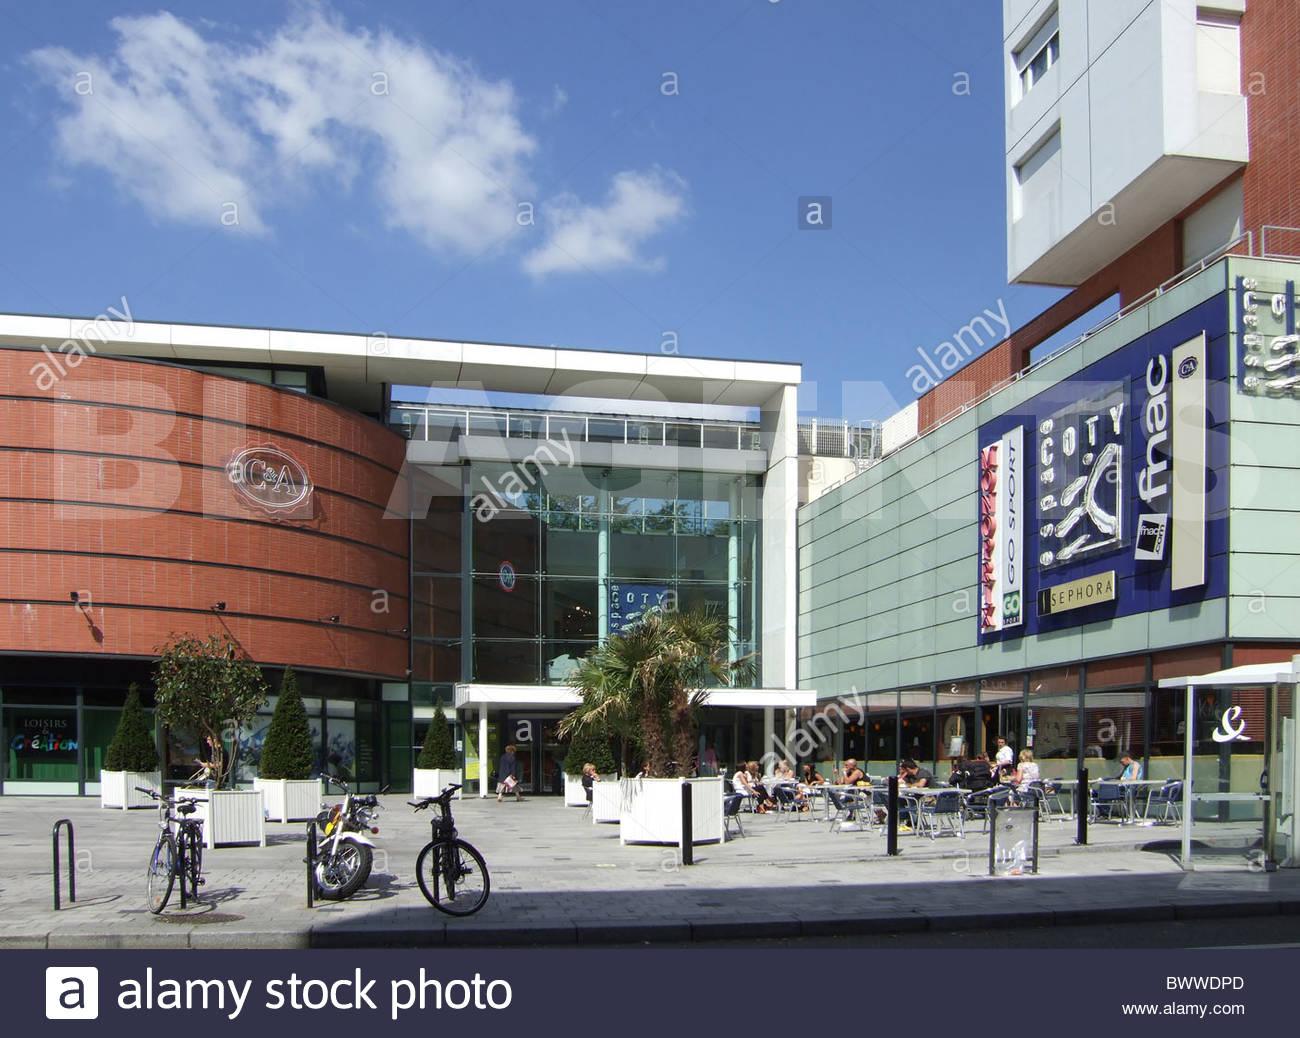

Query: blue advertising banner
left=608, top=583, right=672, bottom=633
left=977, top=293, right=1230, bottom=642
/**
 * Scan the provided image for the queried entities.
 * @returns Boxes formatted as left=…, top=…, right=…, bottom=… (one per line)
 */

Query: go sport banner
left=976, top=292, right=1228, bottom=643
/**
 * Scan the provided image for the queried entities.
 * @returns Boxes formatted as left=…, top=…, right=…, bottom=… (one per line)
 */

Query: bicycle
left=409, top=784, right=490, bottom=916
left=136, top=786, right=204, bottom=914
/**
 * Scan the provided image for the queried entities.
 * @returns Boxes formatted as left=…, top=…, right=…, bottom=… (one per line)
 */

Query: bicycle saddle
left=177, top=802, right=198, bottom=815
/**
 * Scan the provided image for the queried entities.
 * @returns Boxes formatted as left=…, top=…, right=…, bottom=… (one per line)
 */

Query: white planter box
left=99, top=770, right=161, bottom=810
left=619, top=776, right=724, bottom=846
left=413, top=769, right=462, bottom=799
left=565, top=772, right=618, bottom=807
left=592, top=779, right=623, bottom=824
left=564, top=773, right=588, bottom=806
left=178, top=788, right=266, bottom=849
left=253, top=778, right=322, bottom=823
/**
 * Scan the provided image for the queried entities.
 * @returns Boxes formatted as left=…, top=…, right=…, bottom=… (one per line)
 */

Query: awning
left=1158, top=661, right=1298, bottom=689
left=454, top=683, right=816, bottom=712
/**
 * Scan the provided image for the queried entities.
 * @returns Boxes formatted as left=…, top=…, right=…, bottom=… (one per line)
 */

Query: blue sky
left=0, top=0, right=1069, bottom=420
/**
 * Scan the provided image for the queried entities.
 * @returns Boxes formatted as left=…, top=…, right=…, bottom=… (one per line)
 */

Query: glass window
left=412, top=576, right=461, bottom=639
left=544, top=525, right=598, bottom=577
left=677, top=528, right=730, bottom=582
left=611, top=529, right=675, bottom=580
left=543, top=642, right=595, bottom=684
left=473, top=574, right=539, bottom=640
left=1082, top=690, right=1146, bottom=768
left=702, top=425, right=739, bottom=450
left=898, top=687, right=935, bottom=772
left=474, top=641, right=539, bottom=684
left=472, top=505, right=540, bottom=574
left=627, top=420, right=662, bottom=446
left=665, top=422, right=700, bottom=447
left=936, top=681, right=977, bottom=770
left=545, top=580, right=598, bottom=641
left=412, top=641, right=461, bottom=683
left=863, top=692, right=897, bottom=775
left=4, top=706, right=79, bottom=782
left=588, top=418, right=625, bottom=444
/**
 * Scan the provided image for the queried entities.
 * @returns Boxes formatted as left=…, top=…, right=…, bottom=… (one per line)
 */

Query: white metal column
left=763, top=708, right=775, bottom=775
left=479, top=707, right=490, bottom=798
left=1181, top=683, right=1195, bottom=869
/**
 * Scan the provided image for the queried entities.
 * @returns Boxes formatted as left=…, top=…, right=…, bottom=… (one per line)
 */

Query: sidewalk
left=1, top=795, right=1289, bottom=948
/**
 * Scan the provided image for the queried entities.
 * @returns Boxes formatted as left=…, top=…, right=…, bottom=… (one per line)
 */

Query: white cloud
left=29, top=9, right=535, bottom=250
left=28, top=8, right=687, bottom=274
left=522, top=169, right=688, bottom=278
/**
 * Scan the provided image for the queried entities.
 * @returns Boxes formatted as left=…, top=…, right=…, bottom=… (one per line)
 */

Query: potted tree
left=253, top=668, right=321, bottom=822
left=561, top=606, right=747, bottom=844
left=100, top=684, right=161, bottom=809
left=154, top=634, right=270, bottom=847
left=413, top=712, right=461, bottom=799
left=562, top=721, right=617, bottom=808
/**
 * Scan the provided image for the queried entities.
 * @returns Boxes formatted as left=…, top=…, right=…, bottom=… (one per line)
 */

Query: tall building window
left=1014, top=7, right=1059, bottom=102
left=1195, top=9, right=1241, bottom=95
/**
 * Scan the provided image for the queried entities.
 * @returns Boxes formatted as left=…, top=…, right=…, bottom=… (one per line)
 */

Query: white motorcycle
left=310, top=775, right=384, bottom=900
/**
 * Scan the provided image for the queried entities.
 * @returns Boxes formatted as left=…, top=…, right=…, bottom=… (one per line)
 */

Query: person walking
left=496, top=743, right=525, bottom=802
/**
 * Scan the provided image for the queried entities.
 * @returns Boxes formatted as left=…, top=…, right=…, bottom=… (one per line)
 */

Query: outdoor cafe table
left=1055, top=777, right=1167, bottom=823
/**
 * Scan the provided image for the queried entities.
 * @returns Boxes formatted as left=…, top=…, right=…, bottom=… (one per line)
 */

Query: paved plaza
left=1, top=794, right=1291, bottom=948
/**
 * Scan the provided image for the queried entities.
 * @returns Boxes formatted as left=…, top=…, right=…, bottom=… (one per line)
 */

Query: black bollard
left=680, top=781, right=694, bottom=866
left=51, top=819, right=75, bottom=911
left=886, top=776, right=900, bottom=856
left=305, top=821, right=318, bottom=907
left=1075, top=767, right=1089, bottom=846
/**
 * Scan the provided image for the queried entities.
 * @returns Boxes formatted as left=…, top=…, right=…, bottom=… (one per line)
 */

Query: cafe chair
left=1144, top=780, right=1183, bottom=824
left=1091, top=781, right=1129, bottom=822
left=722, top=793, right=747, bottom=839
left=918, top=789, right=965, bottom=839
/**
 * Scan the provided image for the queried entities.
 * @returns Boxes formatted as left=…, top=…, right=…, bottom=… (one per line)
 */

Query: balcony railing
left=389, top=404, right=766, bottom=451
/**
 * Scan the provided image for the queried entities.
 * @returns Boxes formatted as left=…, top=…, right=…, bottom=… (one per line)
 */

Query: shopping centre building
left=3, top=0, right=1298, bottom=805
left=797, top=0, right=1300, bottom=809
left=0, top=316, right=880, bottom=795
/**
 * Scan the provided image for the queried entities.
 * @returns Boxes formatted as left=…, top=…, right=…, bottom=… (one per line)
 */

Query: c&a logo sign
left=226, top=444, right=314, bottom=518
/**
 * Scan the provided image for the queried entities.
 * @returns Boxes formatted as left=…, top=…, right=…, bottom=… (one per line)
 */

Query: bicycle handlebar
left=408, top=783, right=462, bottom=810
left=134, top=787, right=200, bottom=807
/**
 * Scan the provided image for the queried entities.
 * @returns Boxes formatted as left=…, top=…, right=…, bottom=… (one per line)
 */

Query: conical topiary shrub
left=259, top=668, right=315, bottom=779
left=564, top=720, right=616, bottom=776
left=103, top=684, right=160, bottom=773
left=417, top=714, right=458, bottom=771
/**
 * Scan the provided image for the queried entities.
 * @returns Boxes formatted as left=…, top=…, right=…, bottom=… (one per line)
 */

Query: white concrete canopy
left=0, top=312, right=801, bottom=414
left=454, top=683, right=815, bottom=712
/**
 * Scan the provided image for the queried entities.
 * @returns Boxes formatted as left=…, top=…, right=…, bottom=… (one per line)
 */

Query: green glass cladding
left=411, top=464, right=761, bottom=686
left=797, top=256, right=1300, bottom=700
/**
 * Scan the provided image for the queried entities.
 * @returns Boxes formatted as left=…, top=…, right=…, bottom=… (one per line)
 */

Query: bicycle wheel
left=416, top=838, right=489, bottom=916
left=147, top=833, right=175, bottom=915
left=182, top=826, right=204, bottom=900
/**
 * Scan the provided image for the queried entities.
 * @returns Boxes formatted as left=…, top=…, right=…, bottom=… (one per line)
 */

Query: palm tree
left=559, top=605, right=751, bottom=777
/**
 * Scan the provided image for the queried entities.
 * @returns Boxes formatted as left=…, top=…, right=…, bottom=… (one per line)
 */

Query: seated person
left=1118, top=752, right=1143, bottom=781
left=774, top=759, right=795, bottom=780
left=948, top=756, right=971, bottom=787
left=740, top=761, right=777, bottom=812
left=1012, top=749, right=1040, bottom=790
left=900, top=758, right=935, bottom=788
left=965, top=754, right=995, bottom=791
left=800, top=762, right=826, bottom=786
left=838, top=758, right=867, bottom=786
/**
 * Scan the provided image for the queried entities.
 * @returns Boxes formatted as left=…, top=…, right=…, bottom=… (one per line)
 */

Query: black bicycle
left=409, top=784, right=490, bottom=916
left=137, top=787, right=204, bottom=914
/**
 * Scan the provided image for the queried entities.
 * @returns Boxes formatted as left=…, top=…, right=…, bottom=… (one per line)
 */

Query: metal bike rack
left=305, top=822, right=318, bottom=908
left=1075, top=767, right=1089, bottom=846
left=52, top=819, right=75, bottom=911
